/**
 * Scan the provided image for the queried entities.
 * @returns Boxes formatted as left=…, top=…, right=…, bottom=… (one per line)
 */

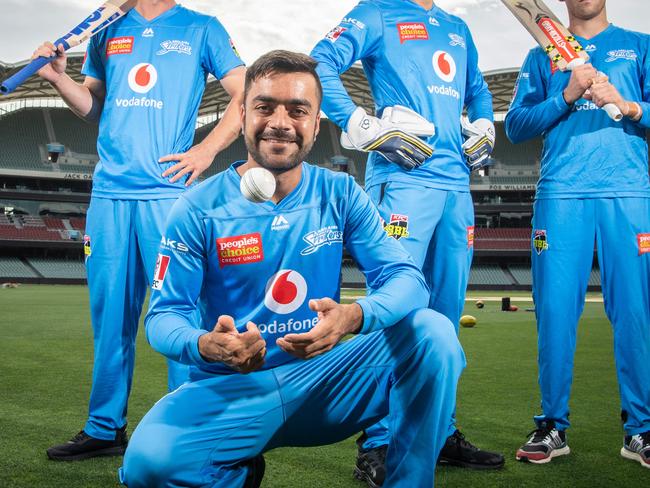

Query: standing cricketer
left=119, top=50, right=465, bottom=488
left=506, top=0, right=650, bottom=468
left=33, top=0, right=246, bottom=460
left=310, top=0, right=504, bottom=483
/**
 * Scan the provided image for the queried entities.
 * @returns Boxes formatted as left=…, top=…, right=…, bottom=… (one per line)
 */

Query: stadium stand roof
left=1, top=53, right=518, bottom=115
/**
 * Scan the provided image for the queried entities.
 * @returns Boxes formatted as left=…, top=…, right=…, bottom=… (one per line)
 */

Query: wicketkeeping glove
left=341, top=106, right=436, bottom=171
left=461, top=117, right=495, bottom=172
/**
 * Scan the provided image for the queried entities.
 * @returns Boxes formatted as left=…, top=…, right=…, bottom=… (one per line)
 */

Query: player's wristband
left=625, top=101, right=643, bottom=122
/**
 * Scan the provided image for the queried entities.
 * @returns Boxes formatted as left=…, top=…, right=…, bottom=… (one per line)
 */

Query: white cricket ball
left=240, top=167, right=276, bottom=203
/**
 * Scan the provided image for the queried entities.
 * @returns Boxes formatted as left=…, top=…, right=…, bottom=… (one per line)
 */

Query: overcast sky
left=0, top=0, right=648, bottom=71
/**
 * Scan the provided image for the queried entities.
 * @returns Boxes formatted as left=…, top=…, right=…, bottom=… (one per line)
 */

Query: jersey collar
left=129, top=4, right=181, bottom=25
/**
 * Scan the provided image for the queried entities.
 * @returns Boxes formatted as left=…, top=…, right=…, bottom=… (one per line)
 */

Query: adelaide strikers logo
left=264, top=270, right=307, bottom=314
left=127, top=63, right=158, bottom=93
left=432, top=51, right=456, bottom=83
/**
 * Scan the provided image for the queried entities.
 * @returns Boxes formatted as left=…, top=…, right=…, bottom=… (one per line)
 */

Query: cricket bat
left=501, top=0, right=622, bottom=121
left=0, top=0, right=137, bottom=95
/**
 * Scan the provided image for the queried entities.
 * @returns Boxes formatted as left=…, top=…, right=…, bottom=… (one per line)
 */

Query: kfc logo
left=264, top=270, right=307, bottom=314
left=152, top=254, right=170, bottom=290
left=326, top=26, right=346, bottom=43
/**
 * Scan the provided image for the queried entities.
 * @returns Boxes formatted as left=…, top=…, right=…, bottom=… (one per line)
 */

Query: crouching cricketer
left=119, top=51, right=465, bottom=487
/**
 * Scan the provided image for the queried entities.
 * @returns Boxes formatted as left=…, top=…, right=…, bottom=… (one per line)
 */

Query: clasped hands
left=198, top=298, right=363, bottom=373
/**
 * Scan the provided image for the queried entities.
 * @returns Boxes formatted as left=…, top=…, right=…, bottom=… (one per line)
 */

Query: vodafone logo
left=127, top=63, right=158, bottom=93
left=432, top=51, right=456, bottom=83
left=264, top=269, right=307, bottom=314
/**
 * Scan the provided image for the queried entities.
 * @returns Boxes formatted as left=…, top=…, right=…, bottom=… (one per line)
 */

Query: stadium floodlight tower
left=46, top=142, right=65, bottom=163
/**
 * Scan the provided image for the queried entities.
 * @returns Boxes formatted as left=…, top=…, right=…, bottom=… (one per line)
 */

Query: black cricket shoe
left=47, top=426, right=128, bottom=461
left=438, top=430, right=505, bottom=470
left=621, top=430, right=650, bottom=469
left=243, top=454, right=266, bottom=488
left=353, top=434, right=387, bottom=488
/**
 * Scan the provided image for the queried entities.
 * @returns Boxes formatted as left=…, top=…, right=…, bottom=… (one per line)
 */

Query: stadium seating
left=28, top=258, right=86, bottom=279
left=0, top=108, right=50, bottom=171
left=0, top=257, right=38, bottom=278
left=49, top=109, right=99, bottom=155
left=341, top=261, right=365, bottom=286
left=474, top=227, right=530, bottom=251
left=508, top=264, right=533, bottom=286
left=69, top=217, right=86, bottom=231
left=492, top=122, right=542, bottom=167
left=468, top=264, right=513, bottom=286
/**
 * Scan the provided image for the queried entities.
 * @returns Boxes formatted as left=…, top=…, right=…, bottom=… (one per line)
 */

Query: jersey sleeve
left=342, top=178, right=429, bottom=334
left=463, top=24, right=493, bottom=122
left=637, top=35, right=650, bottom=129
left=310, top=1, right=384, bottom=129
left=505, top=49, right=571, bottom=143
left=81, top=33, right=105, bottom=81
left=201, top=17, right=245, bottom=80
left=144, top=196, right=213, bottom=368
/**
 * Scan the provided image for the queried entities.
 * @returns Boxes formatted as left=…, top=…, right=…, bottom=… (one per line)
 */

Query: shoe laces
left=69, top=431, right=88, bottom=444
left=526, top=426, right=555, bottom=444
left=451, top=430, right=479, bottom=452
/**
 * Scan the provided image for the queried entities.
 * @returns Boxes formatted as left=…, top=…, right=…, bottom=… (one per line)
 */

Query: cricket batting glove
left=461, top=117, right=495, bottom=172
left=341, top=106, right=435, bottom=171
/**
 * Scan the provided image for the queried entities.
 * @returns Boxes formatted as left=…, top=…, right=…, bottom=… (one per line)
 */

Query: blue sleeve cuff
left=356, top=298, right=375, bottom=334
left=637, top=101, right=650, bottom=128
left=187, top=329, right=214, bottom=368
left=551, top=90, right=572, bottom=115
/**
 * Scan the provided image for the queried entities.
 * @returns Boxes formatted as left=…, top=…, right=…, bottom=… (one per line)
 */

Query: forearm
left=50, top=74, right=101, bottom=123
left=145, top=312, right=210, bottom=367
left=357, top=269, right=429, bottom=334
left=505, top=92, right=569, bottom=143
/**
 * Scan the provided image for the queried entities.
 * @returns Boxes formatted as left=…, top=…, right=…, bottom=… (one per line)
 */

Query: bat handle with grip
left=566, top=58, right=622, bottom=122
left=597, top=72, right=623, bottom=121
left=0, top=38, right=71, bottom=95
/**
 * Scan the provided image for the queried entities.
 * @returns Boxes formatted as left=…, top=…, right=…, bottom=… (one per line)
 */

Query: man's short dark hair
left=244, top=50, right=323, bottom=105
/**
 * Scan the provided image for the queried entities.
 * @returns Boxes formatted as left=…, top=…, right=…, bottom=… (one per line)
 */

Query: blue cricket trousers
left=84, top=197, right=189, bottom=440
left=120, top=308, right=465, bottom=487
left=532, top=197, right=650, bottom=434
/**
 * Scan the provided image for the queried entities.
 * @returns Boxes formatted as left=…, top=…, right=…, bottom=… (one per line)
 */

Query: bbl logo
left=533, top=229, right=548, bottom=255
left=383, top=214, right=410, bottom=240
left=83, top=234, right=91, bottom=257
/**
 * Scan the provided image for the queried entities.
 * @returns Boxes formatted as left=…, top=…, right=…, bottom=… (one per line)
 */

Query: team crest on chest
left=300, top=226, right=343, bottom=255
left=157, top=40, right=192, bottom=56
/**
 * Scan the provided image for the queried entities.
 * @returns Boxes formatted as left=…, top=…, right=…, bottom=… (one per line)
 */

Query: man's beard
left=245, top=126, right=314, bottom=174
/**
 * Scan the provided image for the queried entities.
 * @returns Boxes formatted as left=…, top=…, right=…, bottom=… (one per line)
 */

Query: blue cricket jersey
left=144, top=162, right=429, bottom=375
left=82, top=5, right=244, bottom=199
left=506, top=24, right=650, bottom=199
left=310, top=0, right=493, bottom=191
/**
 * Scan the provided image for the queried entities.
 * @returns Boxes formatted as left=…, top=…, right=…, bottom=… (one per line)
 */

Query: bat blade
left=501, top=0, right=588, bottom=70
left=0, top=0, right=136, bottom=95
left=501, top=0, right=622, bottom=121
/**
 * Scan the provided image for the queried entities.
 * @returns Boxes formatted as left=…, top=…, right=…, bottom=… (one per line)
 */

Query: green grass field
left=1, top=285, right=647, bottom=487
